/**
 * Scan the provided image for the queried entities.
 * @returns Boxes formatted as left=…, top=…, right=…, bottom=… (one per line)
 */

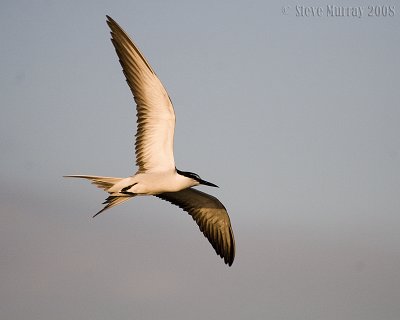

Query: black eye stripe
left=176, top=169, right=200, bottom=181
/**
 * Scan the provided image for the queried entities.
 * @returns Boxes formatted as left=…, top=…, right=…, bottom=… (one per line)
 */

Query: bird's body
left=109, top=170, right=199, bottom=195
left=65, top=16, right=235, bottom=266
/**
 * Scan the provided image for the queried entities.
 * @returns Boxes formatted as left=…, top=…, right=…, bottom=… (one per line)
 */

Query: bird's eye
left=191, top=173, right=200, bottom=180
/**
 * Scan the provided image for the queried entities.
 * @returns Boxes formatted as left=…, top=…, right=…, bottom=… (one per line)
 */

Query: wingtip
left=223, top=227, right=235, bottom=266
left=106, top=15, right=116, bottom=29
left=224, top=252, right=234, bottom=267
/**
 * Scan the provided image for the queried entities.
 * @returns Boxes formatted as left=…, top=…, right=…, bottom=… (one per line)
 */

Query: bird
left=64, top=16, right=235, bottom=266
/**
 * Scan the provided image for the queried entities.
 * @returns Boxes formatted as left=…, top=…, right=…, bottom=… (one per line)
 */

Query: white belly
left=111, top=171, right=197, bottom=195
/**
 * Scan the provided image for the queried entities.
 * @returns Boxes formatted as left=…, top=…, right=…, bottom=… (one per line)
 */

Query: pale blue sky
left=1, top=1, right=400, bottom=319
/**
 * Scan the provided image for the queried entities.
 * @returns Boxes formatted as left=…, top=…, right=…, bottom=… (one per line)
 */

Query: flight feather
left=106, top=15, right=176, bottom=172
left=156, top=188, right=235, bottom=266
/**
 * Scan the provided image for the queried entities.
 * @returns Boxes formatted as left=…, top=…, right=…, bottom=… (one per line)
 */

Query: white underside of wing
left=107, top=16, right=176, bottom=173
left=135, top=114, right=176, bottom=172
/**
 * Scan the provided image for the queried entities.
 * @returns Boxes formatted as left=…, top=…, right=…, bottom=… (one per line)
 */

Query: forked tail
left=64, top=175, right=134, bottom=217
left=64, top=175, right=123, bottom=192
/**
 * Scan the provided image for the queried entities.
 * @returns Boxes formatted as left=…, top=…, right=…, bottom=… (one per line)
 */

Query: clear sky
left=1, top=0, right=400, bottom=319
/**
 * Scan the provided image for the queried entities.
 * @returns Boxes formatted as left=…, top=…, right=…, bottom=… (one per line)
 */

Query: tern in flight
left=65, top=16, right=235, bottom=266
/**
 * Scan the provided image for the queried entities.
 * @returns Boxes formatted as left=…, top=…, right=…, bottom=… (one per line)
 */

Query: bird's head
left=176, top=169, right=218, bottom=187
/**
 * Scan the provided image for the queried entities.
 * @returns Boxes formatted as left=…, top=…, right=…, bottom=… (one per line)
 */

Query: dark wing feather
left=106, top=16, right=176, bottom=172
left=156, top=188, right=235, bottom=266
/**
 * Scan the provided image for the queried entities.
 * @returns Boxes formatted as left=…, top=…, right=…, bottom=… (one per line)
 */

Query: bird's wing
left=106, top=16, right=176, bottom=172
left=156, top=188, right=235, bottom=266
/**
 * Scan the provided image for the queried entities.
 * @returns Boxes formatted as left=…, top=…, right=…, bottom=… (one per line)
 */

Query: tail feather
left=93, top=195, right=133, bottom=218
left=64, top=175, right=134, bottom=217
left=63, top=175, right=122, bottom=192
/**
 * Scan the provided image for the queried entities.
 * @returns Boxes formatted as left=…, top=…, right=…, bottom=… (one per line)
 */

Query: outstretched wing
left=107, top=16, right=176, bottom=172
left=156, top=188, right=235, bottom=266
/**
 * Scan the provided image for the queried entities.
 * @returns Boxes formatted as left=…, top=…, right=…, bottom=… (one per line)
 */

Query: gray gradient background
left=1, top=1, right=400, bottom=319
